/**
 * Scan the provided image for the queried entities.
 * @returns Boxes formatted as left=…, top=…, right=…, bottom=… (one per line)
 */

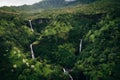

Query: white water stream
left=63, top=68, right=73, bottom=80
left=30, top=44, right=35, bottom=59
left=29, top=20, right=34, bottom=32
left=79, top=39, right=82, bottom=53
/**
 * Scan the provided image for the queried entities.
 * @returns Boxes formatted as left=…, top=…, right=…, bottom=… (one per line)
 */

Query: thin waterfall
left=28, top=20, right=34, bottom=59
left=28, top=20, right=34, bottom=32
left=30, top=44, right=35, bottom=59
left=79, top=39, right=82, bottom=53
left=68, top=74, right=73, bottom=80
left=63, top=68, right=66, bottom=73
left=63, top=68, right=73, bottom=80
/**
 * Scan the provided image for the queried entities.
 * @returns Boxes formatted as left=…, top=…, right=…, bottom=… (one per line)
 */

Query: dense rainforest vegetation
left=0, top=0, right=120, bottom=80
left=0, top=0, right=98, bottom=12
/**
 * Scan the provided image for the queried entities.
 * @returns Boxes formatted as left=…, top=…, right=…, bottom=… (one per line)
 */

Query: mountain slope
left=14, top=0, right=99, bottom=12
left=0, top=0, right=99, bottom=13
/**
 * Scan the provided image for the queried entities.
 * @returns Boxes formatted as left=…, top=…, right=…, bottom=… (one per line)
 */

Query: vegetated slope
left=0, top=0, right=98, bottom=13
left=0, top=0, right=71, bottom=12
left=31, top=0, right=98, bottom=9
left=0, top=0, right=120, bottom=80
left=0, top=12, right=66, bottom=80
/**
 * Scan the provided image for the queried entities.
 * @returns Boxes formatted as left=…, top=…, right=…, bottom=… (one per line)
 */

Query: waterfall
left=28, top=20, right=35, bottom=59
left=63, top=68, right=73, bottom=80
left=79, top=39, right=82, bottom=53
left=30, top=44, right=35, bottom=59
left=68, top=74, right=73, bottom=80
left=28, top=20, right=34, bottom=32
left=63, top=68, right=67, bottom=73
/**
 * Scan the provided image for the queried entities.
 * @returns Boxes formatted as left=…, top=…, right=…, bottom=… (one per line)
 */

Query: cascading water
left=79, top=39, right=82, bottom=53
left=30, top=44, right=35, bottom=59
left=28, top=20, right=34, bottom=32
left=63, top=68, right=73, bottom=80
left=28, top=19, right=35, bottom=59
left=68, top=74, right=73, bottom=80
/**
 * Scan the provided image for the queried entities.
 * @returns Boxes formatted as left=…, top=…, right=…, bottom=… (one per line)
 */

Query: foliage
left=0, top=0, right=120, bottom=80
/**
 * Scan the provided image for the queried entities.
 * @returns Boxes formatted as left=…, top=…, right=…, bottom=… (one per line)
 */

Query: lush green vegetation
left=0, top=0, right=98, bottom=13
left=0, top=0, right=120, bottom=80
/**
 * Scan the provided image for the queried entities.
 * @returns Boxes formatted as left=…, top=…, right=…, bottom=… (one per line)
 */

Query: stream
left=79, top=39, right=82, bottom=53
left=30, top=44, right=35, bottom=59
left=29, top=20, right=34, bottom=32
left=29, top=20, right=35, bottom=59
left=63, top=68, right=73, bottom=80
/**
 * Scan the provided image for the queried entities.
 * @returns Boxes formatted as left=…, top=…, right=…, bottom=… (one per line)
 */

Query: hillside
left=0, top=0, right=120, bottom=80
left=0, top=0, right=98, bottom=13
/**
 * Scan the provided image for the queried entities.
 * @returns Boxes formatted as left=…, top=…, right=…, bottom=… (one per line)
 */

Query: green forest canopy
left=0, top=0, right=120, bottom=80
